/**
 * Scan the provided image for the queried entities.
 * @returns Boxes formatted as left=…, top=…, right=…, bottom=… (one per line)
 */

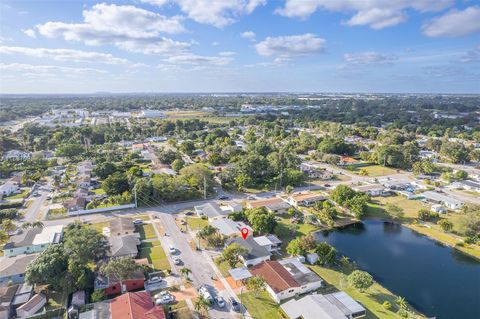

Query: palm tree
left=0, top=230, right=9, bottom=245
left=180, top=267, right=191, bottom=280
left=193, top=295, right=210, bottom=317
left=21, top=222, right=32, bottom=230
left=31, top=221, right=44, bottom=229
left=396, top=296, right=408, bottom=310
left=245, top=275, right=266, bottom=297
left=1, top=219, right=16, bottom=234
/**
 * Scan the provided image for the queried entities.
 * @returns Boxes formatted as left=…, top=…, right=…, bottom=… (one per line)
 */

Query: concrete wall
left=67, top=204, right=135, bottom=216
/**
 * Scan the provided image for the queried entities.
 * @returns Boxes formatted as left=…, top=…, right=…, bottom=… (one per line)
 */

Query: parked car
left=155, top=292, right=175, bottom=305
left=247, top=195, right=255, bottom=200
left=198, top=286, right=213, bottom=304
left=173, top=257, right=181, bottom=265
left=218, top=195, right=230, bottom=200
left=169, top=245, right=176, bottom=254
left=185, top=211, right=194, bottom=216
left=230, top=298, right=241, bottom=312
left=133, top=219, right=143, bottom=225
left=147, top=276, right=162, bottom=285
left=154, top=291, right=171, bottom=299
left=214, top=296, right=225, bottom=308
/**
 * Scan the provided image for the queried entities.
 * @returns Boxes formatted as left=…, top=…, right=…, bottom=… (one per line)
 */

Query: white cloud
left=423, top=65, right=477, bottom=79
left=23, top=29, right=36, bottom=38
left=241, top=31, right=256, bottom=41
left=460, top=46, right=480, bottom=63
left=212, top=41, right=220, bottom=46
left=0, top=63, right=106, bottom=75
left=0, top=46, right=128, bottom=64
left=142, top=0, right=265, bottom=27
left=36, top=3, right=188, bottom=55
left=276, top=0, right=453, bottom=29
left=219, top=51, right=236, bottom=57
left=422, top=6, right=480, bottom=37
left=162, top=53, right=233, bottom=66
left=255, top=33, right=326, bottom=58
left=343, top=52, right=398, bottom=66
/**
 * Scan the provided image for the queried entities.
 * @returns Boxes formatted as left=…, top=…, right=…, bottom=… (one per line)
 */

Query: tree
left=26, top=244, right=70, bottom=292
left=396, top=296, right=408, bottom=310
left=93, top=162, right=117, bottom=179
left=1, top=219, right=16, bottom=233
left=194, top=295, right=210, bottom=316
left=100, top=257, right=140, bottom=294
left=457, top=205, right=480, bottom=237
left=438, top=219, right=453, bottom=232
left=221, top=243, right=247, bottom=268
left=347, top=270, right=374, bottom=292
left=32, top=221, right=44, bottom=228
left=286, top=235, right=316, bottom=256
left=382, top=301, right=392, bottom=311
left=385, top=204, right=404, bottom=222
left=330, top=185, right=357, bottom=205
left=417, top=209, right=437, bottom=221
left=440, top=141, right=469, bottom=163
left=244, top=207, right=277, bottom=234
left=91, top=289, right=105, bottom=302
left=56, top=143, right=84, bottom=158
left=102, top=172, right=129, bottom=195
left=315, top=242, right=337, bottom=265
left=0, top=230, right=8, bottom=245
left=180, top=267, right=191, bottom=280
left=171, top=158, right=185, bottom=172
left=63, top=223, right=110, bottom=264
left=285, top=185, right=294, bottom=195
left=246, top=275, right=266, bottom=297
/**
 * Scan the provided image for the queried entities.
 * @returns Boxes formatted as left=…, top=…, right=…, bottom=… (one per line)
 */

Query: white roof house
left=253, top=235, right=282, bottom=252
left=195, top=202, right=229, bottom=220
left=32, top=225, right=64, bottom=246
left=421, top=191, right=464, bottom=210
left=281, top=292, right=366, bottom=319
left=0, top=182, right=19, bottom=196
left=210, top=218, right=252, bottom=237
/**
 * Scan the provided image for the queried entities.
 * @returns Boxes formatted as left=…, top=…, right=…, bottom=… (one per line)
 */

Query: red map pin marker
left=241, top=227, right=249, bottom=240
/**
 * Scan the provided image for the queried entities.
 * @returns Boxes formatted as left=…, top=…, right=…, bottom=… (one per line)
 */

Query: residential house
left=421, top=191, right=464, bottom=210
left=77, top=176, right=91, bottom=189
left=0, top=285, right=17, bottom=319
left=250, top=258, right=323, bottom=303
left=287, top=192, right=326, bottom=207
left=222, top=202, right=243, bottom=213
left=246, top=197, right=291, bottom=215
left=0, top=182, right=19, bottom=197
left=353, top=184, right=390, bottom=197
left=12, top=283, right=34, bottom=309
left=253, top=235, right=282, bottom=253
left=0, top=254, right=38, bottom=284
left=2, top=150, right=32, bottom=161
left=210, top=218, right=252, bottom=238
left=338, top=157, right=359, bottom=166
left=32, top=150, right=54, bottom=160
left=457, top=180, right=480, bottom=192
left=225, top=237, right=271, bottom=266
left=107, top=218, right=140, bottom=258
left=300, top=162, right=332, bottom=179
left=419, top=150, right=438, bottom=163
left=63, top=197, right=87, bottom=212
left=139, top=110, right=164, bottom=118
left=16, top=294, right=46, bottom=318
left=281, top=292, right=366, bottom=319
left=194, top=202, right=229, bottom=221
left=95, top=269, right=145, bottom=296
left=3, top=225, right=63, bottom=257
left=110, top=291, right=165, bottom=319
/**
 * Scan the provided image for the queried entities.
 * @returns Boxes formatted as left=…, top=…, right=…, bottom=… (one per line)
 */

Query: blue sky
left=0, top=0, right=479, bottom=93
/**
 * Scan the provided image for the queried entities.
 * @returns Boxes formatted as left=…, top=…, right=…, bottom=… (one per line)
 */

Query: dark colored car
left=219, top=195, right=230, bottom=200
left=185, top=211, right=194, bottom=216
left=230, top=298, right=241, bottom=312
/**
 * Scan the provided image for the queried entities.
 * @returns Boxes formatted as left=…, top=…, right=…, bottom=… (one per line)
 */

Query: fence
left=67, top=204, right=136, bottom=216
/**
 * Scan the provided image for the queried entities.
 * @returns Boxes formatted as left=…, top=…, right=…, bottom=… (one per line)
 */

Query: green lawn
left=214, top=257, right=241, bottom=278
left=90, top=221, right=110, bottom=232
left=309, top=265, right=423, bottom=319
left=240, top=291, right=283, bottom=319
left=92, top=188, right=105, bottom=195
left=367, top=195, right=429, bottom=220
left=185, top=217, right=208, bottom=230
left=165, top=300, right=191, bottom=319
left=139, top=240, right=171, bottom=271
left=347, top=164, right=399, bottom=177
left=5, top=189, right=30, bottom=200
left=137, top=224, right=156, bottom=239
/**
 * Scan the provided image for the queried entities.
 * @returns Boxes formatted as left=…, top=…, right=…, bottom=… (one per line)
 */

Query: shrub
left=382, top=301, right=392, bottom=310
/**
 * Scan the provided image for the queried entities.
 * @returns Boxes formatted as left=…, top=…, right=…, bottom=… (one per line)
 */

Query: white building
left=2, top=150, right=32, bottom=161
left=0, top=182, right=19, bottom=197
left=139, top=110, right=164, bottom=118
left=421, top=191, right=464, bottom=210
left=16, top=293, right=47, bottom=318
left=253, top=235, right=282, bottom=253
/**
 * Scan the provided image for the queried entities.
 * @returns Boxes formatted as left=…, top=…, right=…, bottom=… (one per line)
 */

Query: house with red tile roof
left=110, top=292, right=165, bottom=319
left=250, top=258, right=323, bottom=303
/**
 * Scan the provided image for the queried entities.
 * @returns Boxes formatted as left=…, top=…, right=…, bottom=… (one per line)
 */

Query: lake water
left=314, top=220, right=480, bottom=319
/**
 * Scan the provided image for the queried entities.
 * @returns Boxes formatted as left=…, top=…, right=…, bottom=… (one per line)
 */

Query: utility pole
left=203, top=176, right=207, bottom=200
left=134, top=186, right=138, bottom=208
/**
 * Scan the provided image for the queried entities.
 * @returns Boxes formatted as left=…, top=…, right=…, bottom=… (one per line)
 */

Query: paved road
left=23, top=191, right=48, bottom=222
left=153, top=208, right=241, bottom=319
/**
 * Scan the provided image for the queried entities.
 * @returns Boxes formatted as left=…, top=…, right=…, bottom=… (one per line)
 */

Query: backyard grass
left=89, top=221, right=110, bottom=232
left=347, top=164, right=398, bottom=177
left=185, top=217, right=208, bottom=231
left=309, top=265, right=424, bottom=319
left=137, top=224, right=156, bottom=239
left=92, top=188, right=105, bottom=195
left=165, top=300, right=191, bottom=319
left=367, top=195, right=429, bottom=219
left=5, top=189, right=30, bottom=200
left=240, top=291, right=283, bottom=319
left=139, top=240, right=171, bottom=271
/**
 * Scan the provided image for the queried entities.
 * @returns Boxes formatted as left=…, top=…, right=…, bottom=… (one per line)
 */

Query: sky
left=0, top=0, right=479, bottom=94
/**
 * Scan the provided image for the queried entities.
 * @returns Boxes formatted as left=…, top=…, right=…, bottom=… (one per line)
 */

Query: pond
left=314, top=220, right=480, bottom=319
